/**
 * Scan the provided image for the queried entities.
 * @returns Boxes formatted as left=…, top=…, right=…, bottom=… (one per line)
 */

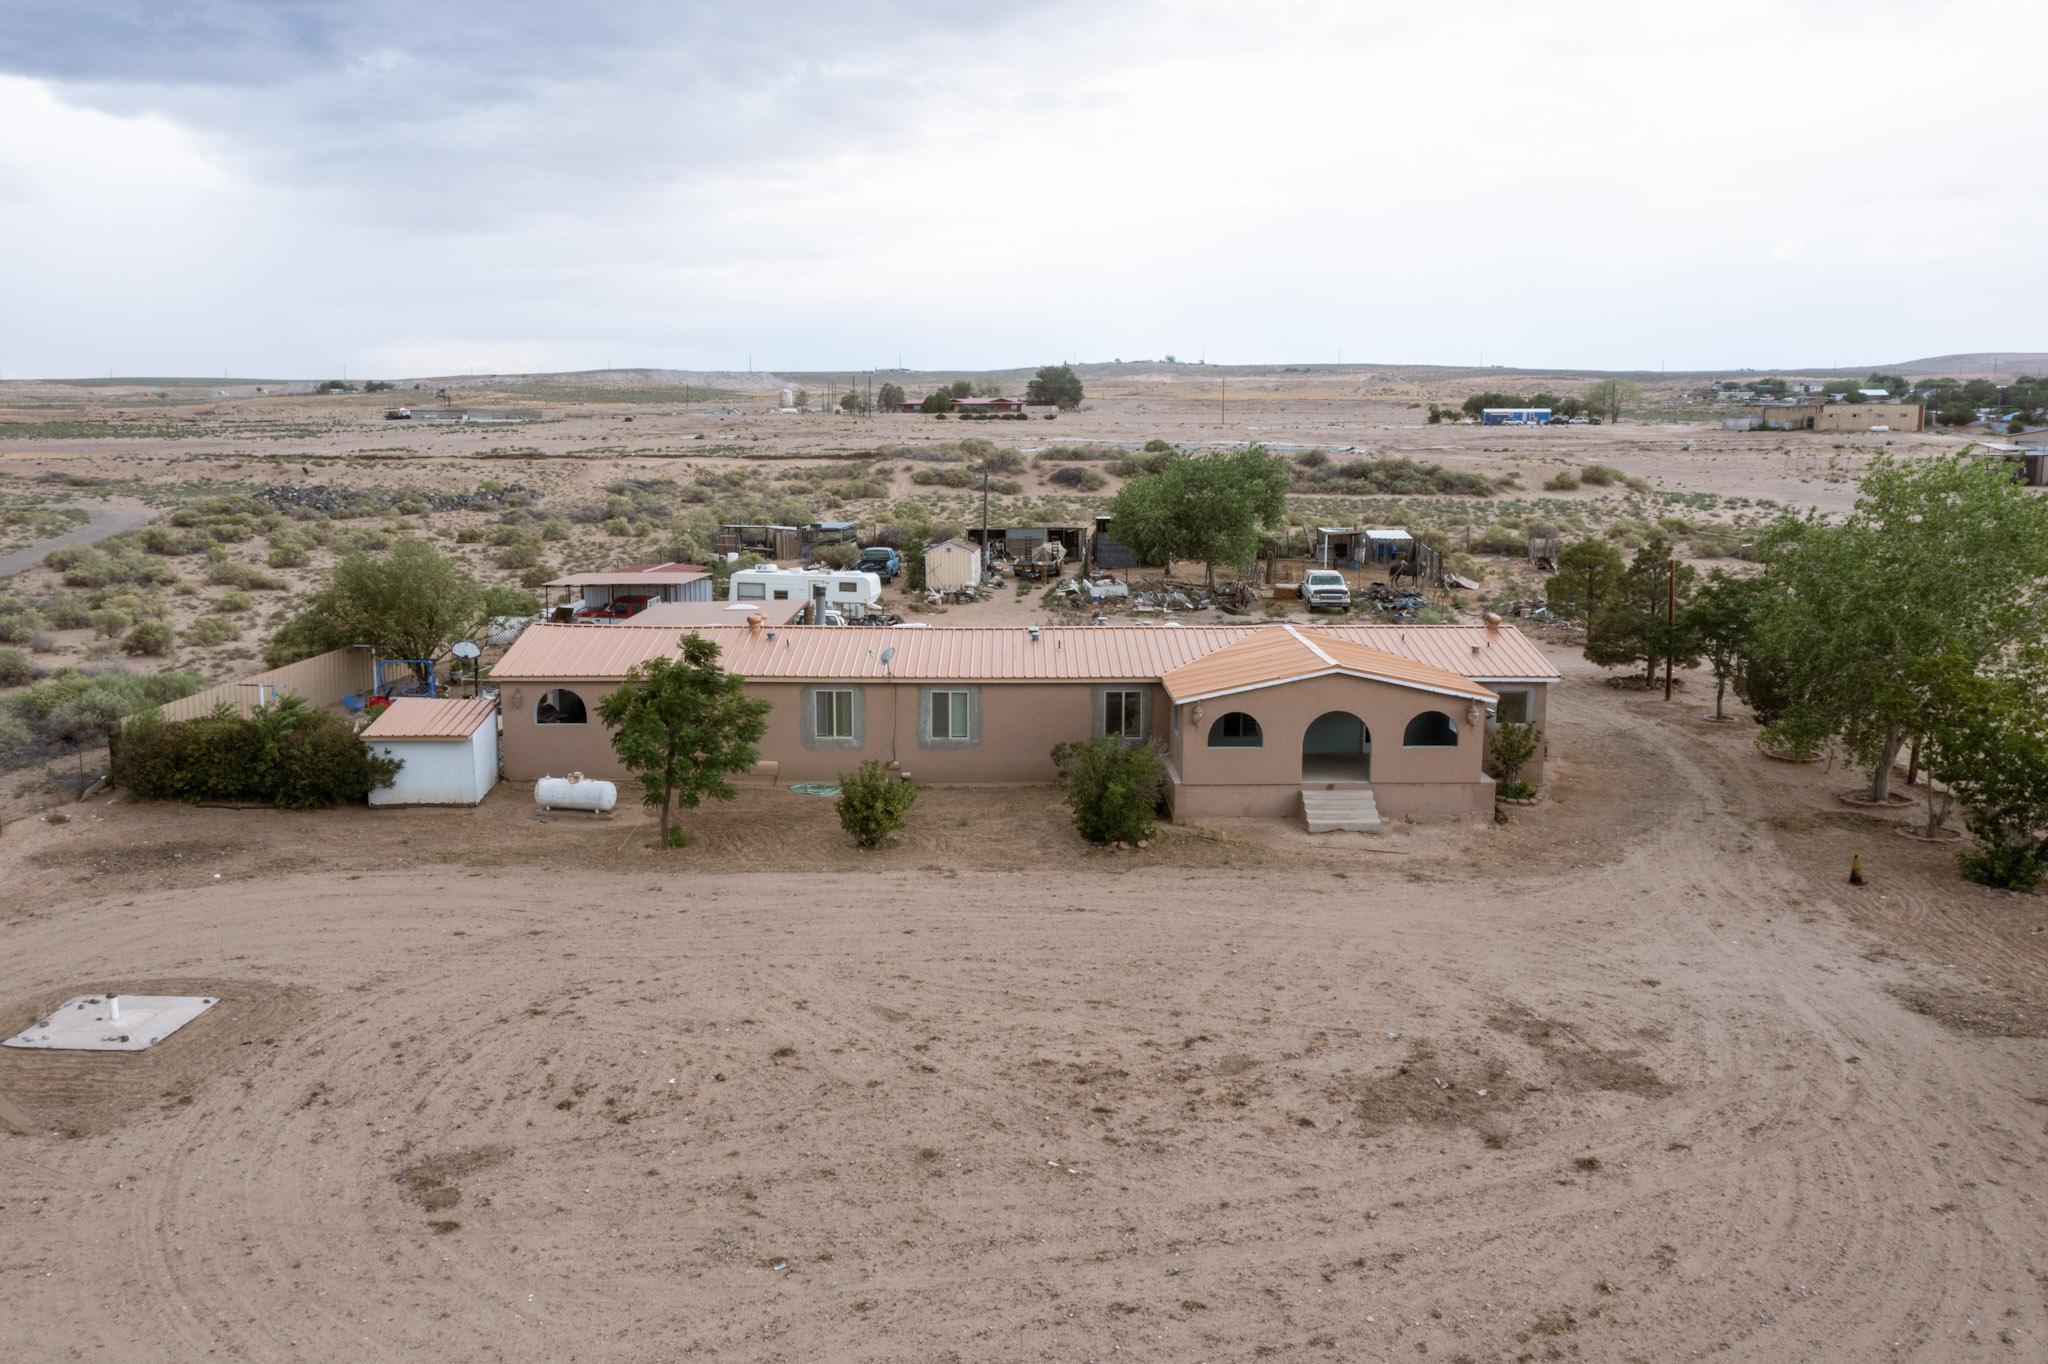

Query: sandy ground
left=3, top=655, right=2043, bottom=1363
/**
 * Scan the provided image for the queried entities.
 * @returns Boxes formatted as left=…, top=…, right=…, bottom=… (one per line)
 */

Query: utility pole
left=1221, top=373, right=1227, bottom=426
left=980, top=464, right=991, bottom=561
left=1663, top=556, right=1676, bottom=701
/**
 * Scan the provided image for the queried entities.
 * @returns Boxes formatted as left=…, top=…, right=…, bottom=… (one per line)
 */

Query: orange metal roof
left=361, top=696, right=498, bottom=741
left=491, top=621, right=1557, bottom=689
left=1158, top=625, right=1495, bottom=704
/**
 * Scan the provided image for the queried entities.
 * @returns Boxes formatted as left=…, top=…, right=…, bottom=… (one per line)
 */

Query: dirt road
left=0, top=670, right=2042, bottom=1361
left=0, top=496, right=152, bottom=578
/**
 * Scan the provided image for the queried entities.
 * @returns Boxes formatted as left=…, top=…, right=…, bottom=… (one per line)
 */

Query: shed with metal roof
left=362, top=697, right=499, bottom=806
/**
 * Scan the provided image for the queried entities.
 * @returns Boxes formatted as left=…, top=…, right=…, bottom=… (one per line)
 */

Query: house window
left=1104, top=689, right=1143, bottom=740
left=930, top=689, right=970, bottom=741
left=1207, top=711, right=1262, bottom=747
left=1403, top=711, right=1459, bottom=747
left=536, top=688, right=587, bottom=725
left=737, top=582, right=766, bottom=600
left=1492, top=688, right=1533, bottom=726
left=772, top=589, right=790, bottom=600
left=815, top=689, right=855, bottom=740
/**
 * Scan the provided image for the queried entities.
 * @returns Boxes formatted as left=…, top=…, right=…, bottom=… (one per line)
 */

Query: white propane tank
left=536, top=772, right=617, bottom=814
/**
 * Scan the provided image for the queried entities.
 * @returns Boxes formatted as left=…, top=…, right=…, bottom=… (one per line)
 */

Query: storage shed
left=925, top=537, right=984, bottom=592
left=362, top=697, right=500, bottom=806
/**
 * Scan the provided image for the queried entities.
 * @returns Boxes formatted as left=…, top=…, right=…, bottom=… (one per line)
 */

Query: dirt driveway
left=1, top=666, right=2043, bottom=1362
left=0, top=496, right=152, bottom=578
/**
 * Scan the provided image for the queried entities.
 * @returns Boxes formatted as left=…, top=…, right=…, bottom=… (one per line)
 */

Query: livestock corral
left=2, top=367, right=2043, bottom=1362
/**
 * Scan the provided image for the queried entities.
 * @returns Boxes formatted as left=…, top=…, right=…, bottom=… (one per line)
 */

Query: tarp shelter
left=363, top=697, right=499, bottom=806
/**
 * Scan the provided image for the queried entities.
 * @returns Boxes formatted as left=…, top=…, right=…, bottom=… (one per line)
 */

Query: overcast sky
left=2, top=0, right=2040, bottom=379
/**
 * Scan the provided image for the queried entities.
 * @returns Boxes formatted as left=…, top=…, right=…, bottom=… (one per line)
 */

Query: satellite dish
left=879, top=647, right=896, bottom=666
left=451, top=641, right=482, bottom=659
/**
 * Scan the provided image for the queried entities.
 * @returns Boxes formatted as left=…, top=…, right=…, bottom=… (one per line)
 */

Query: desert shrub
left=213, top=591, right=254, bottom=614
left=0, top=647, right=33, bottom=687
left=454, top=526, right=484, bottom=544
left=136, top=526, right=197, bottom=555
left=88, top=607, right=133, bottom=638
left=836, top=760, right=917, bottom=848
left=518, top=563, right=556, bottom=589
left=1047, top=466, right=1107, bottom=491
left=494, top=540, right=542, bottom=570
left=1051, top=737, right=1164, bottom=844
left=1956, top=843, right=2045, bottom=892
left=184, top=616, right=240, bottom=647
left=1295, top=449, right=1330, bottom=469
left=41, top=595, right=93, bottom=630
left=0, top=611, right=38, bottom=645
left=116, top=698, right=399, bottom=808
left=3, top=667, right=206, bottom=752
left=267, top=544, right=310, bottom=568
left=812, top=543, right=860, bottom=568
left=1544, top=470, right=1581, bottom=491
left=1490, top=722, right=1541, bottom=785
left=122, top=619, right=174, bottom=656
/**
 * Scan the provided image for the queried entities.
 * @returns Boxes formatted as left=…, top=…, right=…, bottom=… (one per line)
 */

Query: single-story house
left=490, top=621, right=1558, bottom=820
left=362, top=697, right=500, bottom=806
left=925, top=537, right=984, bottom=591
left=544, top=562, right=712, bottom=621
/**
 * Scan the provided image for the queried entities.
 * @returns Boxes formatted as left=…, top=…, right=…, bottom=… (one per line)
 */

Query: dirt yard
left=3, top=655, right=2043, bottom=1363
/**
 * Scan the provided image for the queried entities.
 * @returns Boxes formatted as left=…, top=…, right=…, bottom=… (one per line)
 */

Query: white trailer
left=728, top=567, right=883, bottom=619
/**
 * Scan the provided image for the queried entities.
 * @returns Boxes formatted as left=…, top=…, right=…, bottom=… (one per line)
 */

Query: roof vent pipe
left=1482, top=610, right=1503, bottom=637
left=747, top=612, right=765, bottom=637
left=1029, top=626, right=1041, bottom=642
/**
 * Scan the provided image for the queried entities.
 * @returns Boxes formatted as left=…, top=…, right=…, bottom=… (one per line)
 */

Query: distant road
left=0, top=497, right=153, bottom=579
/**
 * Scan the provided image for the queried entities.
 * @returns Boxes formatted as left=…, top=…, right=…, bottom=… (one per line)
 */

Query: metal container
left=536, top=772, right=617, bottom=813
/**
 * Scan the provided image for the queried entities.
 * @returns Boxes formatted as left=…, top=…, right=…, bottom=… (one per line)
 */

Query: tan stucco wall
left=498, top=672, right=1546, bottom=818
left=1168, top=672, right=1489, bottom=798
left=1816, top=403, right=1923, bottom=433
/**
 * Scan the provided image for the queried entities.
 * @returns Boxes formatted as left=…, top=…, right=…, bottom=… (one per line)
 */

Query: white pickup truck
left=1301, top=569, right=1353, bottom=612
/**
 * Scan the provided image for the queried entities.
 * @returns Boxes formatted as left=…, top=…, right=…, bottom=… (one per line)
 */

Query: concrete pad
left=3, top=994, right=218, bottom=1051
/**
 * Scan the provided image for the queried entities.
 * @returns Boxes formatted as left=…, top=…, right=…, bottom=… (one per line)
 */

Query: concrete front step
left=1301, top=786, right=1381, bottom=834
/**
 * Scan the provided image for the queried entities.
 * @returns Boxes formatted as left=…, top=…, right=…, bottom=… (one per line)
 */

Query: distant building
left=924, top=538, right=985, bottom=592
left=1746, top=401, right=1824, bottom=431
left=1480, top=408, right=1551, bottom=426
left=1817, top=403, right=1924, bottom=433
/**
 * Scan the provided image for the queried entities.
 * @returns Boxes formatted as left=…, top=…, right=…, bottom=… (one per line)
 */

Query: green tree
left=1680, top=569, right=1765, bottom=720
left=1102, top=446, right=1289, bottom=589
left=919, top=390, right=954, bottom=414
left=1918, top=657, right=2048, bottom=888
left=1583, top=378, right=1642, bottom=424
left=1025, top=364, right=1085, bottom=410
left=1584, top=536, right=1698, bottom=685
left=1756, top=455, right=2048, bottom=802
left=1544, top=538, right=1625, bottom=623
left=876, top=382, right=905, bottom=410
left=266, top=539, right=487, bottom=674
left=597, top=635, right=770, bottom=848
left=792, top=388, right=810, bottom=408
left=838, top=390, right=871, bottom=415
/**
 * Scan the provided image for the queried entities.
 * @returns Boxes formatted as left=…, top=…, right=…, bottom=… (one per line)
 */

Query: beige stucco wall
left=1168, top=672, right=1488, bottom=794
left=1816, top=403, right=1923, bottom=433
left=497, top=671, right=1548, bottom=819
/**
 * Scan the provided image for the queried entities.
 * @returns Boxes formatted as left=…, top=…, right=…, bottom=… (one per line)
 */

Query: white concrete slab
left=3, top=994, right=218, bottom=1051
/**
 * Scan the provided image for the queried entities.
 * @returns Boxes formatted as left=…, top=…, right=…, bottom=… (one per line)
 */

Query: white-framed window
left=815, top=688, right=855, bottom=739
left=1104, top=689, right=1143, bottom=740
left=930, top=689, right=969, bottom=741
left=737, top=582, right=766, bottom=600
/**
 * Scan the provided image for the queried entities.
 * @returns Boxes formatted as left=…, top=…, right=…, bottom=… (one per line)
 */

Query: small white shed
left=925, top=537, right=984, bottom=592
left=362, top=697, right=500, bottom=806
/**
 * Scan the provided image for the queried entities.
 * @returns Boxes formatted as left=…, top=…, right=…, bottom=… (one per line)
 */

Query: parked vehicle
left=728, top=566, right=884, bottom=618
left=857, top=546, right=901, bottom=581
left=1302, top=569, right=1352, bottom=612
